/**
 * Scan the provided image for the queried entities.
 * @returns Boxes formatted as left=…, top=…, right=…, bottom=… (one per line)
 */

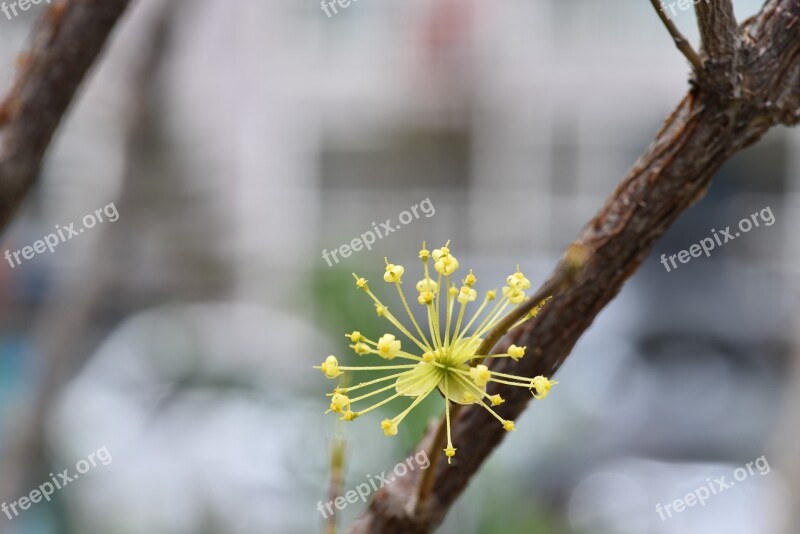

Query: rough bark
left=0, top=0, right=132, bottom=235
left=351, top=1, right=800, bottom=531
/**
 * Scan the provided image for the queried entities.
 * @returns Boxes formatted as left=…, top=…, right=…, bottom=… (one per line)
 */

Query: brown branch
left=695, top=0, right=740, bottom=95
left=695, top=0, right=739, bottom=60
left=0, top=0, right=169, bottom=509
left=649, top=0, right=703, bottom=72
left=350, top=1, right=800, bottom=532
left=0, top=0, right=132, bottom=236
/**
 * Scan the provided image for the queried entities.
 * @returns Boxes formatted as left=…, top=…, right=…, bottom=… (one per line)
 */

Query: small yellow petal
left=469, top=364, right=491, bottom=387
left=354, top=276, right=368, bottom=290
left=329, top=393, right=350, bottom=413
left=317, top=355, right=342, bottom=379
left=353, top=342, right=370, bottom=355
left=419, top=245, right=430, bottom=261
left=530, top=376, right=558, bottom=399
left=417, top=290, right=434, bottom=305
left=383, top=260, right=405, bottom=283
left=464, top=270, right=476, bottom=287
left=458, top=286, right=477, bottom=304
left=377, top=334, right=401, bottom=359
left=508, top=344, right=526, bottom=360
left=381, top=419, right=398, bottom=436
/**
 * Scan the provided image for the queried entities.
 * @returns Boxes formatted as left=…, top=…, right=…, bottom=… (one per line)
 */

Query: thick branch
left=695, top=0, right=738, bottom=60
left=0, top=0, right=132, bottom=235
left=695, top=0, right=739, bottom=94
left=351, top=1, right=800, bottom=532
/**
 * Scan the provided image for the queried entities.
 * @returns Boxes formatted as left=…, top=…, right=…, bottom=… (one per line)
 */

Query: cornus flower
left=314, top=241, right=558, bottom=463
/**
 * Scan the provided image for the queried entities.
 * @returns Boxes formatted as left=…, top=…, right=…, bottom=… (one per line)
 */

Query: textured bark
left=0, top=0, right=132, bottom=235
left=696, top=0, right=739, bottom=60
left=351, top=1, right=800, bottom=531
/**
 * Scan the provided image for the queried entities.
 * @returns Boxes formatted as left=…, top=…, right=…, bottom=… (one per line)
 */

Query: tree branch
left=695, top=0, right=739, bottom=94
left=649, top=0, right=703, bottom=72
left=351, top=1, right=800, bottom=531
left=695, top=0, right=738, bottom=61
left=0, top=0, right=132, bottom=235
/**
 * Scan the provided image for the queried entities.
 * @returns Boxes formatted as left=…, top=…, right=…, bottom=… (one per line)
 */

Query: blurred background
left=1, top=0, right=798, bottom=532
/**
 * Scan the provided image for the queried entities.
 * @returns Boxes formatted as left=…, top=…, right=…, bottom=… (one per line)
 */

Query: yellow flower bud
left=490, top=394, right=504, bottom=406
left=458, top=286, right=477, bottom=304
left=416, top=278, right=438, bottom=293
left=530, top=376, right=558, bottom=400
left=318, top=355, right=342, bottom=379
left=464, top=270, right=476, bottom=287
left=469, top=364, right=491, bottom=387
left=508, top=344, right=526, bottom=360
left=418, top=290, right=434, bottom=305
left=434, top=255, right=459, bottom=275
left=377, top=334, right=401, bottom=359
left=383, top=261, right=405, bottom=283
left=347, top=331, right=362, bottom=342
left=329, top=392, right=350, bottom=413
left=381, top=419, right=398, bottom=436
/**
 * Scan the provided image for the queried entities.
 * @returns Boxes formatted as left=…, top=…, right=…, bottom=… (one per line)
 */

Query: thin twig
left=326, top=431, right=347, bottom=534
left=649, top=0, right=703, bottom=72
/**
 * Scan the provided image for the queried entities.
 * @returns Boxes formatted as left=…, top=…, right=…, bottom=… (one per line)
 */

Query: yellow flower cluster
left=314, top=241, right=558, bottom=463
